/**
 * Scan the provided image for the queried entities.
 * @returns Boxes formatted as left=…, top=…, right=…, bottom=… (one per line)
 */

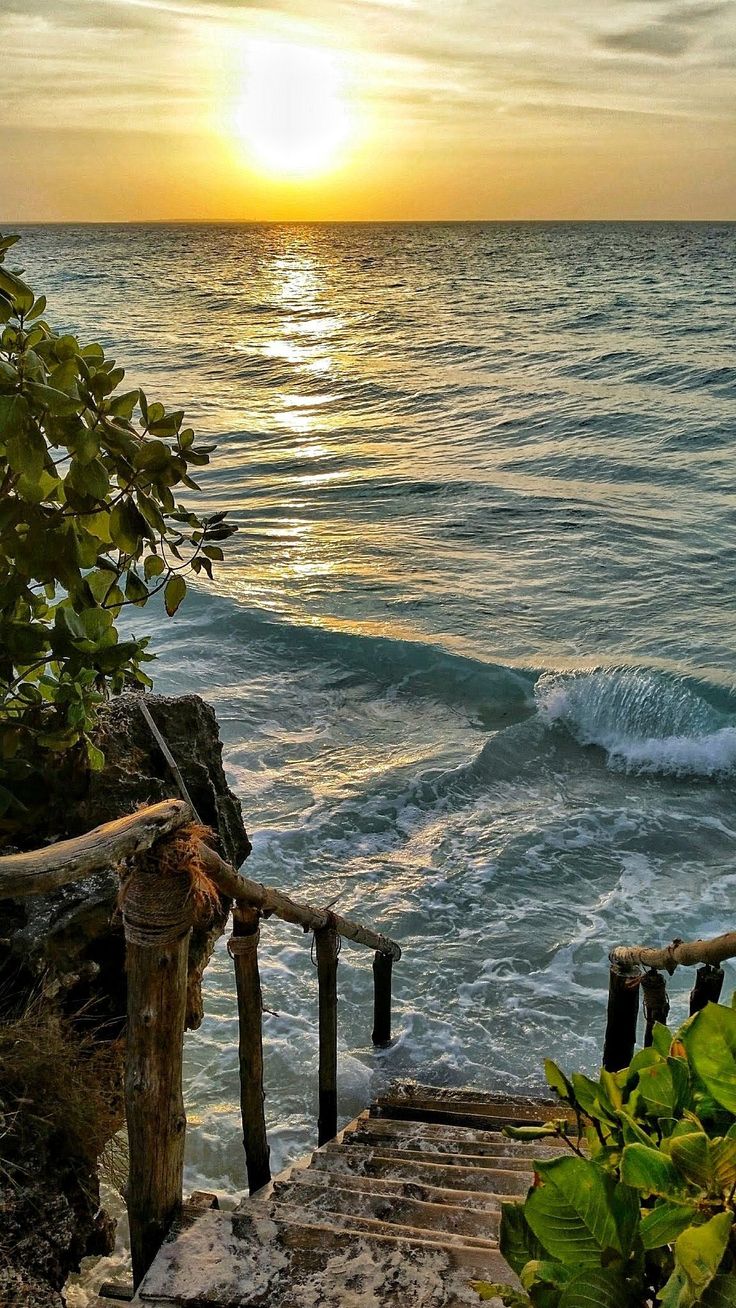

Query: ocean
left=12, top=221, right=736, bottom=1265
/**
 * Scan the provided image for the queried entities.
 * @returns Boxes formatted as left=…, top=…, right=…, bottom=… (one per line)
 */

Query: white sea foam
left=536, top=668, right=736, bottom=777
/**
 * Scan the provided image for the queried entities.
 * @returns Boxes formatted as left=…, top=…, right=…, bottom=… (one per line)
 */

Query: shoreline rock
left=0, top=692, right=250, bottom=1306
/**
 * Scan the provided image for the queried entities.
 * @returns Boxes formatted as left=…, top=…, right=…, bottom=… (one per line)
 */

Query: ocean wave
left=535, top=667, right=736, bottom=777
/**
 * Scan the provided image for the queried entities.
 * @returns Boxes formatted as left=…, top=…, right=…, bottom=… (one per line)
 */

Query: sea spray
left=535, top=668, right=736, bottom=777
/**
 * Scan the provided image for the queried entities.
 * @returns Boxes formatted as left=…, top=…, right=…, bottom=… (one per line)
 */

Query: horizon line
left=3, top=217, right=735, bottom=227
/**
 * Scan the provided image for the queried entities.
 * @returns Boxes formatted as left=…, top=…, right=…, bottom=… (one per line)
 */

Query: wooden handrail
left=0, top=800, right=191, bottom=899
left=1, top=799, right=403, bottom=1287
left=0, top=798, right=401, bottom=960
left=610, top=931, right=736, bottom=972
left=603, top=929, right=735, bottom=1071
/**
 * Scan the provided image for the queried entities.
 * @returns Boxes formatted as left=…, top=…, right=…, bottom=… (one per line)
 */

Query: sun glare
left=234, top=40, right=352, bottom=179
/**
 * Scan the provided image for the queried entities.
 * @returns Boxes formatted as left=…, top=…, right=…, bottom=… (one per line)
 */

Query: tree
left=0, top=231, right=236, bottom=818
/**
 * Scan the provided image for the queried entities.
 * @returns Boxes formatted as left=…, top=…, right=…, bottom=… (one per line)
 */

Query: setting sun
left=233, top=40, right=352, bottom=179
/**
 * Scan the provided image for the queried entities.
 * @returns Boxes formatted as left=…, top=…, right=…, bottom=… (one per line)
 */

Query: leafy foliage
left=0, top=232, right=235, bottom=816
left=485, top=1001, right=736, bottom=1308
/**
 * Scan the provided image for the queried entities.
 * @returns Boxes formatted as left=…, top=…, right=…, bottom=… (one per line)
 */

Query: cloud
left=595, top=0, right=731, bottom=59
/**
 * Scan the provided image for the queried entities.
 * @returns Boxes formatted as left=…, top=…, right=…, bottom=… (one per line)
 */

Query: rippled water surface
left=16, top=223, right=736, bottom=1249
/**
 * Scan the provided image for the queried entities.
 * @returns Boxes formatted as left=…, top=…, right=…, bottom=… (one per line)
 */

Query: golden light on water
left=233, top=40, right=352, bottom=179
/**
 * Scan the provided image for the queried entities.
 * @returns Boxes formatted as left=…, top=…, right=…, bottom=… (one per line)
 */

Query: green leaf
left=700, top=1274, right=736, bottom=1307
left=26, top=381, right=81, bottom=416
left=110, top=500, right=149, bottom=554
left=524, top=1156, right=637, bottom=1266
left=640, top=1201, right=698, bottom=1251
left=682, top=1003, right=736, bottom=1115
left=164, top=574, right=186, bottom=616
left=559, top=1267, right=634, bottom=1308
left=143, top=554, right=165, bottom=580
left=504, top=1123, right=562, bottom=1141
left=499, top=1201, right=546, bottom=1277
left=669, top=1132, right=712, bottom=1191
left=125, top=571, right=149, bottom=606
left=658, top=1212, right=733, bottom=1308
left=86, top=740, right=105, bottom=772
left=26, top=294, right=47, bottom=322
left=7, top=423, right=47, bottom=480
left=0, top=266, right=34, bottom=312
left=620, top=1144, right=685, bottom=1198
left=470, top=1284, right=531, bottom=1307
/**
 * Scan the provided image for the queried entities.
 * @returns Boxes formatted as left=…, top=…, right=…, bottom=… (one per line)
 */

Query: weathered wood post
left=690, top=963, right=725, bottom=1014
left=315, top=925, right=339, bottom=1146
left=372, top=950, right=393, bottom=1047
left=603, top=959, right=641, bottom=1071
left=642, top=969, right=669, bottom=1047
left=122, top=860, right=194, bottom=1289
left=228, top=905, right=271, bottom=1194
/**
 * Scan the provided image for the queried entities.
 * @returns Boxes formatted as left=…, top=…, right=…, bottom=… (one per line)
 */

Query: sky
left=0, top=0, right=734, bottom=221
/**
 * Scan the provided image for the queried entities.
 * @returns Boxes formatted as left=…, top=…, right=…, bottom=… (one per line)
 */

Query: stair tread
left=257, top=1199, right=500, bottom=1250
left=332, top=1138, right=549, bottom=1170
left=283, top=1164, right=506, bottom=1209
left=308, top=1147, right=531, bottom=1194
left=134, top=1208, right=514, bottom=1305
left=270, top=1178, right=502, bottom=1237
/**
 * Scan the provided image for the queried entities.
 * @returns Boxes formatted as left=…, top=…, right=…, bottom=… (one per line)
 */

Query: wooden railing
left=602, top=930, right=735, bottom=1072
left=0, top=799, right=402, bottom=1288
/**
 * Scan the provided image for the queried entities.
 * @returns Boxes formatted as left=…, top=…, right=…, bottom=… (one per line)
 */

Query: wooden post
left=372, top=951, right=393, bottom=1047
left=642, top=969, right=669, bottom=1047
left=316, top=926, right=339, bottom=1146
left=228, top=906, right=271, bottom=1194
left=123, top=864, right=193, bottom=1289
left=690, top=963, right=725, bottom=1014
left=602, top=960, right=641, bottom=1072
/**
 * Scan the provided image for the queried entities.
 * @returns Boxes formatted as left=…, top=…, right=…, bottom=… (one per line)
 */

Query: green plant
left=477, top=1001, right=736, bottom=1308
left=0, top=231, right=235, bottom=815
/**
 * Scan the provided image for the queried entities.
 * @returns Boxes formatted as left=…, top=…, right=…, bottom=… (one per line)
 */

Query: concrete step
left=283, top=1161, right=506, bottom=1210
left=330, top=1137, right=543, bottom=1171
left=258, top=1199, right=500, bottom=1251
left=307, top=1146, right=531, bottom=1195
left=271, top=1176, right=502, bottom=1239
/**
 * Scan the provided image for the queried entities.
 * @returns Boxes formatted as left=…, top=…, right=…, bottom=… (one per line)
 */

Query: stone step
left=271, top=1177, right=502, bottom=1239
left=331, top=1138, right=543, bottom=1171
left=372, top=1090, right=569, bottom=1132
left=135, top=1207, right=514, bottom=1306
left=307, top=1146, right=531, bottom=1195
left=284, top=1161, right=505, bottom=1211
left=259, top=1199, right=500, bottom=1251
left=346, top=1115, right=562, bottom=1154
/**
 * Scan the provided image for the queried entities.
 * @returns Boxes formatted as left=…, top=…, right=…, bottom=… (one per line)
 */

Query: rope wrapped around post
left=228, top=906, right=271, bottom=1194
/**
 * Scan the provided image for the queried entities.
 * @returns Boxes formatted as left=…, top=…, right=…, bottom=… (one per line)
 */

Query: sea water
left=11, top=222, right=736, bottom=1267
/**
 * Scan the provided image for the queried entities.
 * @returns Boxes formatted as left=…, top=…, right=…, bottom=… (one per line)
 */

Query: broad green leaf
left=711, top=1133, right=736, bottom=1189
left=499, top=1201, right=546, bottom=1277
left=524, top=1156, right=636, bottom=1266
left=86, top=740, right=105, bottom=771
left=620, top=1143, right=685, bottom=1198
left=164, top=574, right=186, bottom=616
left=470, top=1284, right=531, bottom=1307
left=682, top=1003, right=736, bottom=1115
left=700, top=1274, right=736, bottom=1307
left=651, top=1024, right=676, bottom=1058
left=110, top=499, right=149, bottom=554
left=504, top=1124, right=562, bottom=1141
left=7, top=424, right=46, bottom=480
left=125, top=572, right=148, bottom=606
left=658, top=1212, right=733, bottom=1308
left=669, top=1132, right=712, bottom=1190
left=26, top=294, right=47, bottom=321
left=640, top=1201, right=698, bottom=1250
left=144, top=553, right=165, bottom=580
left=0, top=265, right=34, bottom=312
left=559, top=1267, right=634, bottom=1308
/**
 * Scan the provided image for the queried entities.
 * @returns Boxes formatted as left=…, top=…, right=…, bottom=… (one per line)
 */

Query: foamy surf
left=536, top=667, right=736, bottom=777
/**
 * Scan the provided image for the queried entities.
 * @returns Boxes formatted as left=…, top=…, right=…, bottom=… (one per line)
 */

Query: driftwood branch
left=0, top=800, right=191, bottom=899
left=196, top=842, right=402, bottom=960
left=611, top=932, right=736, bottom=974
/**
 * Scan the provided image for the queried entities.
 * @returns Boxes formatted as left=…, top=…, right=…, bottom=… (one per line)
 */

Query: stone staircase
left=130, top=1083, right=566, bottom=1308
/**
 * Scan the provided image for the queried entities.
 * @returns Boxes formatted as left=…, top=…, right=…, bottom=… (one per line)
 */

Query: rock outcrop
left=0, top=691, right=250, bottom=1306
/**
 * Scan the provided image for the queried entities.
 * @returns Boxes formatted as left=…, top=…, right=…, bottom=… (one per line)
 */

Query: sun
left=234, top=40, right=352, bottom=179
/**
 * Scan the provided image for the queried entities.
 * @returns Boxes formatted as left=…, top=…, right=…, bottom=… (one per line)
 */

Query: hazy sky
left=1, top=0, right=734, bottom=220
